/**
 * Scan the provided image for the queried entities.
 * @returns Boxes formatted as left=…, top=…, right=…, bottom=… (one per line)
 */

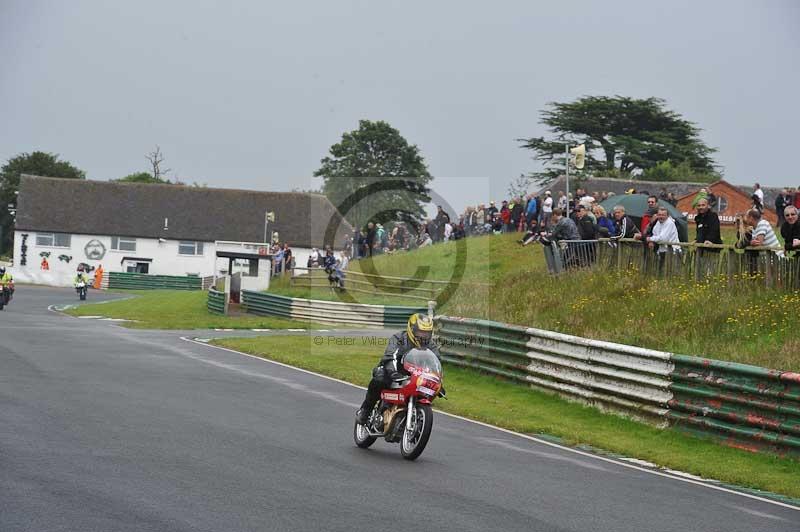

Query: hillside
left=271, top=232, right=796, bottom=370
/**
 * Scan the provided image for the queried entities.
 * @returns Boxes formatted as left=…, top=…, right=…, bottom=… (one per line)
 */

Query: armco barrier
left=108, top=272, right=202, bottom=290
left=207, top=288, right=227, bottom=315
left=241, top=291, right=425, bottom=327
left=435, top=316, right=673, bottom=421
left=667, top=355, right=800, bottom=457
left=435, top=315, right=800, bottom=458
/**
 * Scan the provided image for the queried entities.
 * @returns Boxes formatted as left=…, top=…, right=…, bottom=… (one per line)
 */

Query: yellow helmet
left=407, top=313, right=434, bottom=348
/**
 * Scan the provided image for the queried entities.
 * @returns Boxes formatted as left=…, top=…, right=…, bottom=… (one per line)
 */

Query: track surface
left=1, top=286, right=797, bottom=531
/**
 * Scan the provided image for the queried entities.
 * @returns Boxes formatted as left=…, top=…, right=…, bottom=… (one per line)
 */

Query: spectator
left=486, top=201, right=498, bottom=224
left=641, top=195, right=659, bottom=234
left=706, top=189, right=717, bottom=211
left=510, top=196, right=524, bottom=232
left=753, top=182, right=764, bottom=206
left=776, top=189, right=793, bottom=228
left=282, top=243, right=293, bottom=271
left=751, top=193, right=763, bottom=213
left=434, top=206, right=450, bottom=242
left=500, top=200, right=512, bottom=231
left=334, top=250, right=349, bottom=288
left=691, top=187, right=708, bottom=209
left=780, top=206, right=800, bottom=254
left=794, top=187, right=800, bottom=209
left=612, top=205, right=641, bottom=239
left=694, top=198, right=722, bottom=246
left=593, top=205, right=616, bottom=237
left=574, top=205, right=598, bottom=240
left=666, top=192, right=678, bottom=207
left=525, top=194, right=538, bottom=227
left=659, top=187, right=669, bottom=202
left=541, top=191, right=554, bottom=229
left=646, top=207, right=681, bottom=254
left=746, top=208, right=780, bottom=253
left=542, top=208, right=580, bottom=242
left=417, top=230, right=433, bottom=248
left=519, top=219, right=540, bottom=246
left=307, top=247, right=320, bottom=268
left=366, top=222, right=377, bottom=256
left=444, top=221, right=453, bottom=242
left=557, top=190, right=568, bottom=211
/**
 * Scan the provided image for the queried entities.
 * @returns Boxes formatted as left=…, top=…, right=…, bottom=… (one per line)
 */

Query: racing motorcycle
left=0, top=283, right=11, bottom=310
left=75, top=280, right=88, bottom=301
left=353, top=348, right=443, bottom=460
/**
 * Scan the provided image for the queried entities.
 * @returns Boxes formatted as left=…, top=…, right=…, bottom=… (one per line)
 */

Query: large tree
left=518, top=96, right=718, bottom=184
left=0, top=151, right=85, bottom=253
left=314, top=120, right=433, bottom=228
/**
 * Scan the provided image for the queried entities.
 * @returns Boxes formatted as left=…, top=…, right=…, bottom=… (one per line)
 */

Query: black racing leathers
left=359, top=331, right=441, bottom=416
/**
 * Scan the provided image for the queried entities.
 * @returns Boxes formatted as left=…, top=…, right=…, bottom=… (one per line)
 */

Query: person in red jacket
left=500, top=200, right=511, bottom=232
left=794, top=187, right=800, bottom=209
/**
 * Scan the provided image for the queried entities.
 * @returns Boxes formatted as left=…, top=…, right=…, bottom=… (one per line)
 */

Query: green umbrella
left=598, top=194, right=685, bottom=220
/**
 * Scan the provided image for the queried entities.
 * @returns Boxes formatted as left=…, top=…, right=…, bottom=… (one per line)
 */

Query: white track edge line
left=179, top=336, right=800, bottom=512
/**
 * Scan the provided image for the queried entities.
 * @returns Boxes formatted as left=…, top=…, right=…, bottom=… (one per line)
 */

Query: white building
left=12, top=175, right=352, bottom=287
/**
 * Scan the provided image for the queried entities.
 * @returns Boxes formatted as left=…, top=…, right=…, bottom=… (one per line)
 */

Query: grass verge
left=64, top=290, right=327, bottom=330
left=211, top=334, right=800, bottom=499
left=271, top=231, right=797, bottom=370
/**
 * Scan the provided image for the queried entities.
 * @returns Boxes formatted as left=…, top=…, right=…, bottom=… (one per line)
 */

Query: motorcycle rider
left=0, top=266, right=14, bottom=300
left=74, top=265, right=90, bottom=287
left=356, top=313, right=442, bottom=424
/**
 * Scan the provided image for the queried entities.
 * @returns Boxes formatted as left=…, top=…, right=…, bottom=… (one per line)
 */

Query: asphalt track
left=1, top=286, right=798, bottom=531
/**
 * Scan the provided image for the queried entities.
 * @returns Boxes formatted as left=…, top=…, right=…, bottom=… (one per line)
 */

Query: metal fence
left=434, top=315, right=800, bottom=458
left=107, top=272, right=203, bottom=290
left=241, top=290, right=427, bottom=327
left=207, top=288, right=228, bottom=314
left=543, top=239, right=800, bottom=290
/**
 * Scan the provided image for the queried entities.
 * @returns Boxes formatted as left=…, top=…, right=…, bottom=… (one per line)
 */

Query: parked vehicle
left=353, top=348, right=443, bottom=460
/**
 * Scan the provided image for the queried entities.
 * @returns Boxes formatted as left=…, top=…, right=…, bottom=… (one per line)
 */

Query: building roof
left=16, top=175, right=353, bottom=249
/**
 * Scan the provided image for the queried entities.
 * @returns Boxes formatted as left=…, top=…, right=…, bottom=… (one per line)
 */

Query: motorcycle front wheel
left=353, top=418, right=377, bottom=449
left=400, top=404, right=433, bottom=460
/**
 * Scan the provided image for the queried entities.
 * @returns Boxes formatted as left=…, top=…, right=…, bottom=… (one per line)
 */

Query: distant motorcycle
left=75, top=280, right=88, bottom=301
left=354, top=348, right=443, bottom=460
left=0, top=284, right=12, bottom=310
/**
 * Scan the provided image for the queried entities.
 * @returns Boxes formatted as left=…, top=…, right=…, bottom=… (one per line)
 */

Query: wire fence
left=543, top=238, right=800, bottom=290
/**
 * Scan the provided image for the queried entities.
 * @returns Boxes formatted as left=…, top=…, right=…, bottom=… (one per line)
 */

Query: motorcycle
left=354, top=348, right=443, bottom=460
left=0, top=284, right=11, bottom=310
left=75, top=280, right=88, bottom=301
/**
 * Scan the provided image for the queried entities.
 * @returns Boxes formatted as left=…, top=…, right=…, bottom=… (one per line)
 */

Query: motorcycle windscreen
left=403, top=349, right=442, bottom=376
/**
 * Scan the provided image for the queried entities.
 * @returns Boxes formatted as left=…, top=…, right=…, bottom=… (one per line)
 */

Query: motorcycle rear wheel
left=353, top=418, right=377, bottom=449
left=400, top=404, right=433, bottom=460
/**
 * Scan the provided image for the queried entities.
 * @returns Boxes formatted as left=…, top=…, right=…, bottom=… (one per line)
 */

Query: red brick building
left=675, top=179, right=778, bottom=225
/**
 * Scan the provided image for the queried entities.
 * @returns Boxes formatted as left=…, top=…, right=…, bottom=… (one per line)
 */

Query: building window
left=111, top=237, right=137, bottom=252
left=36, top=233, right=71, bottom=247
left=179, top=241, right=204, bottom=256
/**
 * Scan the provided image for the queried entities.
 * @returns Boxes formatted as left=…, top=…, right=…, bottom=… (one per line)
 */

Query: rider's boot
left=356, top=378, right=383, bottom=424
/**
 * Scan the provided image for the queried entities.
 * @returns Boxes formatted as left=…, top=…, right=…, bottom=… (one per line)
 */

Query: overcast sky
left=2, top=0, right=798, bottom=212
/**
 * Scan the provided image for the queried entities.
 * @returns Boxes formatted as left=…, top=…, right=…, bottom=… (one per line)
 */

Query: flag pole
left=565, top=144, right=570, bottom=218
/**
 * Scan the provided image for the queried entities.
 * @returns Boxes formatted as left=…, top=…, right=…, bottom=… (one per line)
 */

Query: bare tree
left=145, top=146, right=172, bottom=181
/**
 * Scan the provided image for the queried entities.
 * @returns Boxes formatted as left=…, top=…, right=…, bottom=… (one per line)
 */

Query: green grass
left=273, top=232, right=798, bottom=370
left=64, top=290, right=325, bottom=330
left=212, top=335, right=800, bottom=499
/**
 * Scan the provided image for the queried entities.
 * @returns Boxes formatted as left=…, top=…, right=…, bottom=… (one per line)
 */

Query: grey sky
left=2, top=0, right=798, bottom=213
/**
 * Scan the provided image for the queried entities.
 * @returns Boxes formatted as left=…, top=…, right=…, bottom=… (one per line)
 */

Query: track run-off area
left=1, top=286, right=798, bottom=531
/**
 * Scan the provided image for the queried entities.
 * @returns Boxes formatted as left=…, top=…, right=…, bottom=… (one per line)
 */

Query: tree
left=0, top=151, right=85, bottom=253
left=115, top=171, right=171, bottom=184
left=314, top=120, right=433, bottom=229
left=518, top=96, right=718, bottom=184
left=146, top=145, right=171, bottom=182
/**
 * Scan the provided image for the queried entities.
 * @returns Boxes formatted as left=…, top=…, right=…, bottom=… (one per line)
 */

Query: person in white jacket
left=646, top=207, right=681, bottom=253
